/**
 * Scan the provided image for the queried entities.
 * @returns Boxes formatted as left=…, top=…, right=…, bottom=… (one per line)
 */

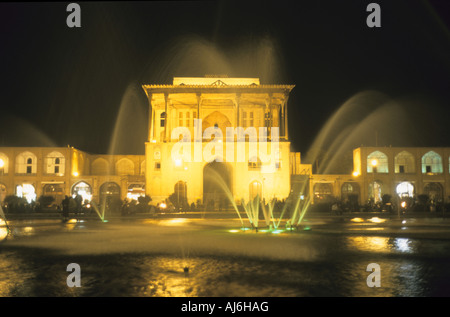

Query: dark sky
left=1, top=0, right=449, bottom=160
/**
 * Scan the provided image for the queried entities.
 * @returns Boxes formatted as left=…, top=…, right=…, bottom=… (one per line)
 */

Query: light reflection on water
left=1, top=218, right=450, bottom=296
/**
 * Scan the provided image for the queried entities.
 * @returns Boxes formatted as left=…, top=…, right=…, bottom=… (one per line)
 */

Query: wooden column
left=147, top=93, right=153, bottom=142
left=164, top=93, right=169, bottom=142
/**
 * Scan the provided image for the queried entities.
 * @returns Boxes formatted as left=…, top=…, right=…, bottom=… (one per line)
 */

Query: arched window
left=115, top=158, right=134, bottom=176
left=16, top=151, right=37, bottom=174
left=91, top=158, right=110, bottom=175
left=45, top=151, right=65, bottom=175
left=367, top=151, right=388, bottom=173
left=395, top=151, right=415, bottom=173
left=421, top=151, right=443, bottom=174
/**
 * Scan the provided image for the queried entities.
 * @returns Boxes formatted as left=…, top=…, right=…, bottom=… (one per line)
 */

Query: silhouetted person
left=74, top=194, right=82, bottom=215
left=62, top=195, right=70, bottom=222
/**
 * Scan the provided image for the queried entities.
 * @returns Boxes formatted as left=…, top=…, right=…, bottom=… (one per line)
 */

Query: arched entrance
left=173, top=181, right=187, bottom=211
left=249, top=181, right=262, bottom=201
left=313, top=183, right=333, bottom=204
left=72, top=181, right=92, bottom=203
left=396, top=182, right=414, bottom=198
left=423, top=182, right=443, bottom=202
left=203, top=160, right=232, bottom=210
left=99, top=182, right=121, bottom=209
left=43, top=184, right=65, bottom=205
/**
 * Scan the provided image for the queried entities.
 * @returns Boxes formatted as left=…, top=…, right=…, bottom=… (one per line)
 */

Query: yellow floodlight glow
left=352, top=171, right=359, bottom=177
left=174, top=159, right=182, bottom=167
left=72, top=171, right=79, bottom=177
left=371, top=159, right=378, bottom=167
left=0, top=159, right=4, bottom=168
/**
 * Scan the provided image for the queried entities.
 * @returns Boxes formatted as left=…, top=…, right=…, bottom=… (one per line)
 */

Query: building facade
left=142, top=77, right=294, bottom=207
left=1, top=77, right=449, bottom=212
left=0, top=146, right=145, bottom=206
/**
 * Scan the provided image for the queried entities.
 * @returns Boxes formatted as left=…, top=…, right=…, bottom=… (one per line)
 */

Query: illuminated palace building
left=1, top=77, right=450, bottom=210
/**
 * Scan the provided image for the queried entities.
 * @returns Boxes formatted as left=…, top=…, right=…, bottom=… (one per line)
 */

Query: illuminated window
left=367, top=151, right=388, bottom=173
left=16, top=151, right=37, bottom=174
left=45, top=151, right=65, bottom=175
left=72, top=181, right=92, bottom=202
left=396, top=182, right=414, bottom=198
left=16, top=183, right=36, bottom=203
left=421, top=151, right=443, bottom=174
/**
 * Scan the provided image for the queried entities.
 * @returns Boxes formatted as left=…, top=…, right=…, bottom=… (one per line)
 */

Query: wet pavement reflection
left=1, top=215, right=450, bottom=296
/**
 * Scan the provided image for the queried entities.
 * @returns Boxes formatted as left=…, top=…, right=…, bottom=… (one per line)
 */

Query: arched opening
left=16, top=183, right=36, bottom=203
left=367, top=151, right=388, bottom=173
left=45, top=151, right=65, bottom=175
left=43, top=184, right=65, bottom=205
left=202, top=111, right=231, bottom=135
left=313, top=183, right=333, bottom=204
left=422, top=151, right=443, bottom=174
left=396, top=181, right=414, bottom=198
left=369, top=181, right=383, bottom=203
left=116, top=158, right=134, bottom=176
left=91, top=158, right=110, bottom=175
left=99, top=182, right=121, bottom=210
left=423, top=182, right=443, bottom=202
left=172, top=181, right=187, bottom=211
left=71, top=181, right=92, bottom=203
left=395, top=151, right=415, bottom=173
left=16, top=151, right=37, bottom=174
left=249, top=181, right=262, bottom=201
left=341, top=182, right=360, bottom=203
left=203, top=160, right=232, bottom=210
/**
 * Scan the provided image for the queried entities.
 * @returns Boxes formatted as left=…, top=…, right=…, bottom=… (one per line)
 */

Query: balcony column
left=147, top=93, right=153, bottom=142
left=282, top=92, right=289, bottom=140
left=164, top=93, right=169, bottom=142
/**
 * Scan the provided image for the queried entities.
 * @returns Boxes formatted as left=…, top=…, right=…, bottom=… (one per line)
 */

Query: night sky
left=1, top=1, right=449, bottom=162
